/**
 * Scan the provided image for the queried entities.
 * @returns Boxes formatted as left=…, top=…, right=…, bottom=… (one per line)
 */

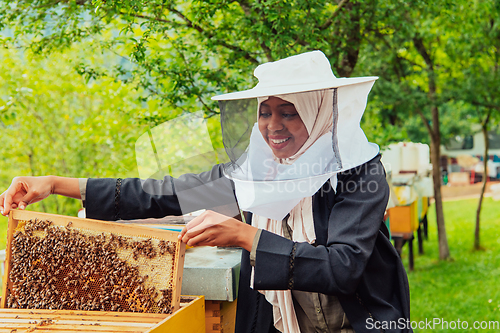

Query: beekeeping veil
left=213, top=50, right=380, bottom=221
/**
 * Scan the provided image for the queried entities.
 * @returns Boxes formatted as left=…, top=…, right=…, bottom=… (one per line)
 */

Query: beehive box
left=205, top=300, right=237, bottom=333
left=0, top=210, right=202, bottom=332
left=0, top=295, right=205, bottom=332
left=387, top=201, right=419, bottom=234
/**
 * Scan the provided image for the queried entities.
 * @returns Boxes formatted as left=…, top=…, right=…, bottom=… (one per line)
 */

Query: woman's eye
left=259, top=112, right=271, bottom=118
left=282, top=113, right=298, bottom=118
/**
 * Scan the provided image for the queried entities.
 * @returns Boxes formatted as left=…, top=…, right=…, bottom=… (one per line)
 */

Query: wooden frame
left=0, top=295, right=205, bottom=332
left=1, top=210, right=186, bottom=314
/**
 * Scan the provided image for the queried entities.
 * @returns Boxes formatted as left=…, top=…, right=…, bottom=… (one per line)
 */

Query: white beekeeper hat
left=212, top=50, right=378, bottom=100
left=213, top=50, right=380, bottom=220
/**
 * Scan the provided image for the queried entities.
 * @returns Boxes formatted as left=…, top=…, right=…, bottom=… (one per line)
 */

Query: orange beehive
left=388, top=201, right=419, bottom=234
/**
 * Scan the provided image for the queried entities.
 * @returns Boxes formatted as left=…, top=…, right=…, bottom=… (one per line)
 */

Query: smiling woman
left=0, top=50, right=411, bottom=333
left=258, top=97, right=309, bottom=159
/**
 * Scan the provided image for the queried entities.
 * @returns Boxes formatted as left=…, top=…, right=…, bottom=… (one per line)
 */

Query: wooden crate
left=205, top=300, right=237, bottom=333
left=0, top=295, right=205, bottom=332
left=2, top=210, right=185, bottom=314
left=388, top=201, right=419, bottom=234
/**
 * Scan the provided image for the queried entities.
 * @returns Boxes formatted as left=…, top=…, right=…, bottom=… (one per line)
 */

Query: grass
left=404, top=197, right=500, bottom=332
left=0, top=197, right=499, bottom=332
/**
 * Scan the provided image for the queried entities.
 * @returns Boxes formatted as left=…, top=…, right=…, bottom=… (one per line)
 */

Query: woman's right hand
left=0, top=176, right=55, bottom=216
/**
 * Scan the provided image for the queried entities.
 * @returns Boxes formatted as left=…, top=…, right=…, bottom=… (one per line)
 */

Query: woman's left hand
left=178, top=210, right=257, bottom=251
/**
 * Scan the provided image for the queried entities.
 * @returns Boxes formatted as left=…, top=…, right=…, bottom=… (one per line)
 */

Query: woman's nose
left=267, top=114, right=284, bottom=131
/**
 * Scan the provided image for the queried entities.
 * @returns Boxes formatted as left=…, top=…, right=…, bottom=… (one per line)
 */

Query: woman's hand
left=178, top=210, right=258, bottom=251
left=0, top=176, right=81, bottom=216
left=0, top=176, right=55, bottom=216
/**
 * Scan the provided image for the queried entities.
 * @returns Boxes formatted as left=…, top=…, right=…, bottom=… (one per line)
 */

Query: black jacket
left=86, top=155, right=411, bottom=333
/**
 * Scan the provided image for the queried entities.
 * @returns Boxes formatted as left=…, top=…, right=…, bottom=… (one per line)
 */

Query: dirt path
left=440, top=181, right=498, bottom=202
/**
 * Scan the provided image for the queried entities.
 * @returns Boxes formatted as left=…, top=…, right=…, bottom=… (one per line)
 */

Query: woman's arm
left=85, top=163, right=239, bottom=221
left=52, top=176, right=81, bottom=198
left=0, top=176, right=80, bottom=216
left=178, top=210, right=258, bottom=251
left=252, top=155, right=389, bottom=295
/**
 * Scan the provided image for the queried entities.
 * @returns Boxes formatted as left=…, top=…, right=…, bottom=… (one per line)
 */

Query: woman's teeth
left=271, top=137, right=290, bottom=144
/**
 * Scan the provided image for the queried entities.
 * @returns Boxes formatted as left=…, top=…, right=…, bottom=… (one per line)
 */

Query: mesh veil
left=219, top=98, right=258, bottom=166
left=219, top=89, right=342, bottom=182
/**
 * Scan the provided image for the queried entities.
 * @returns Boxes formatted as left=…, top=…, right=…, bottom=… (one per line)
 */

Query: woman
left=0, top=51, right=411, bottom=333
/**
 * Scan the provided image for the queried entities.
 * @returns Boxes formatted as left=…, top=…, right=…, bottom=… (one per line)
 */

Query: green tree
left=5, top=0, right=492, bottom=262
left=0, top=44, right=149, bottom=217
left=445, top=0, right=500, bottom=250
left=355, top=0, right=482, bottom=260
left=0, top=0, right=389, bottom=117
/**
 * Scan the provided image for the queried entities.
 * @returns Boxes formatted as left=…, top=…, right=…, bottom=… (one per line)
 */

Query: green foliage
left=1, top=0, right=500, bottom=261
left=0, top=43, right=151, bottom=217
left=357, top=0, right=500, bottom=148
left=356, top=0, right=476, bottom=147
left=1, top=0, right=497, bottom=146
left=444, top=0, right=500, bottom=129
left=0, top=0, right=391, bottom=119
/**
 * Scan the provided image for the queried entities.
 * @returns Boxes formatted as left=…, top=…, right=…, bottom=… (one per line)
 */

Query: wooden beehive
left=205, top=300, right=237, bottom=333
left=388, top=200, right=419, bottom=234
left=0, top=295, right=205, bottom=332
left=1, top=210, right=186, bottom=315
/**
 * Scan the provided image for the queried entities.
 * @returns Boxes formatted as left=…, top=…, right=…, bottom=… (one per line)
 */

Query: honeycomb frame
left=1, top=210, right=186, bottom=314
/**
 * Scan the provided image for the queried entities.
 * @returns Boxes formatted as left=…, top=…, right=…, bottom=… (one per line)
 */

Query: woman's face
left=258, top=96, right=309, bottom=159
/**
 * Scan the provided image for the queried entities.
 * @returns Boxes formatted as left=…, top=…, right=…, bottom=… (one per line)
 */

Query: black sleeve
left=253, top=156, right=389, bottom=295
left=85, top=164, right=238, bottom=221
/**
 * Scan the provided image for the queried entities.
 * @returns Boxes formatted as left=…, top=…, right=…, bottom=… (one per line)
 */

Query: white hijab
left=227, top=82, right=379, bottom=221
left=250, top=90, right=333, bottom=333
left=227, top=90, right=340, bottom=221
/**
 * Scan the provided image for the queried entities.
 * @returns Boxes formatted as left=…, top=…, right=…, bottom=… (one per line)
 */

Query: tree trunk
left=413, top=36, right=450, bottom=260
left=429, top=118, right=450, bottom=260
left=475, top=122, right=490, bottom=250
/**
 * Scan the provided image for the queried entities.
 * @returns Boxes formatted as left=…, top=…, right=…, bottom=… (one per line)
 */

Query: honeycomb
left=5, top=218, right=180, bottom=314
